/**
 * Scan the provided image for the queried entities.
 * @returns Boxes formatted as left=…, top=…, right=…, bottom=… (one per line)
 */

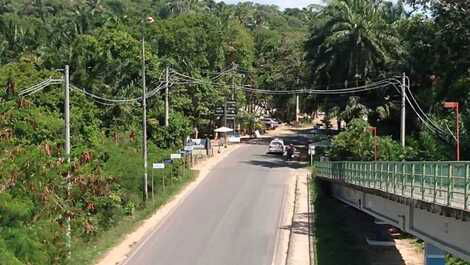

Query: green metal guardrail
left=313, top=161, right=470, bottom=211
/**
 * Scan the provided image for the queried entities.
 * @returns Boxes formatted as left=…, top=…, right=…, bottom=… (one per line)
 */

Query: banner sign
left=153, top=163, right=165, bottom=169
left=171, top=154, right=182, bottom=159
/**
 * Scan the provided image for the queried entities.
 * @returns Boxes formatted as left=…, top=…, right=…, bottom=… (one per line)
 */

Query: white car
left=268, top=138, right=285, bottom=154
left=262, top=118, right=280, bottom=130
left=227, top=132, right=241, bottom=143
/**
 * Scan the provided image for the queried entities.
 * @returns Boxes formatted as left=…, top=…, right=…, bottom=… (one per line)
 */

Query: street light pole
left=142, top=31, right=148, bottom=202
left=368, top=127, right=378, bottom=161
left=165, top=66, right=169, bottom=127
left=457, top=104, right=460, bottom=161
left=443, top=102, right=460, bottom=161
left=64, top=65, right=71, bottom=259
left=401, top=73, right=406, bottom=148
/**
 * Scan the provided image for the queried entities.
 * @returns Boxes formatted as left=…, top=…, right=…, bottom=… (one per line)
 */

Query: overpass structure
left=314, top=161, right=470, bottom=265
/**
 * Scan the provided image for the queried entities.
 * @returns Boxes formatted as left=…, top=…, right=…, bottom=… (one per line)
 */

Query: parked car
left=268, top=138, right=285, bottom=154
left=262, top=118, right=280, bottom=130
left=227, top=132, right=241, bottom=143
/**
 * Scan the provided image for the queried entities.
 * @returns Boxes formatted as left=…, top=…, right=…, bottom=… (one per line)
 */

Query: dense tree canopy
left=1, top=0, right=470, bottom=264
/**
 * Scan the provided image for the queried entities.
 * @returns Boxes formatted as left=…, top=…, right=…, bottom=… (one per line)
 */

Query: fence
left=314, top=161, right=470, bottom=211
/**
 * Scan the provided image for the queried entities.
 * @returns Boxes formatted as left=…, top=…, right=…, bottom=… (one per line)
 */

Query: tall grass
left=311, top=179, right=370, bottom=265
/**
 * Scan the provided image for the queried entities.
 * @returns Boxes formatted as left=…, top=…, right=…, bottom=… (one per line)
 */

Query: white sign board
left=171, top=154, right=182, bottom=159
left=308, top=144, right=316, bottom=155
left=153, top=163, right=165, bottom=169
left=184, top=146, right=193, bottom=151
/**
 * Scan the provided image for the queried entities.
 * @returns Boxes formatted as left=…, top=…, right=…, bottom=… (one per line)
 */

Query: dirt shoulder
left=95, top=144, right=241, bottom=265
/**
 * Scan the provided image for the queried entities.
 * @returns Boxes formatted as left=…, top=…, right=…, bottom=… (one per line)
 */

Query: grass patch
left=311, top=178, right=370, bottom=265
left=70, top=169, right=199, bottom=265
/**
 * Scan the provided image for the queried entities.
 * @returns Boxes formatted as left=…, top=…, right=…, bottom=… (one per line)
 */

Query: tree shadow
left=243, top=159, right=307, bottom=169
left=280, top=211, right=314, bottom=236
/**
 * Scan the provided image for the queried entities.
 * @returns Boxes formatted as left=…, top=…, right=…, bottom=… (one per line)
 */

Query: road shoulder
left=286, top=172, right=311, bottom=265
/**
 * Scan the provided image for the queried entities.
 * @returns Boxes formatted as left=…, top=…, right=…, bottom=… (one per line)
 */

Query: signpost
left=184, top=146, right=193, bottom=152
left=171, top=153, right=182, bottom=159
left=443, top=101, right=460, bottom=161
left=215, top=100, right=237, bottom=129
left=308, top=144, right=316, bottom=166
left=151, top=163, right=165, bottom=200
left=153, top=163, right=165, bottom=169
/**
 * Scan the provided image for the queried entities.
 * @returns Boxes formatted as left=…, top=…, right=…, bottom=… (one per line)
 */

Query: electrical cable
left=18, top=78, right=63, bottom=96
left=71, top=82, right=166, bottom=104
left=389, top=82, right=451, bottom=141
left=170, top=69, right=400, bottom=95
left=388, top=77, right=449, bottom=137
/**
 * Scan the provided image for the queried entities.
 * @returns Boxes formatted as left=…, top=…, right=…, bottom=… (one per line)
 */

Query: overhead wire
left=18, top=78, right=63, bottom=96
left=388, top=81, right=451, bottom=141
left=17, top=70, right=455, bottom=142
left=388, top=76, right=450, bottom=138
left=71, top=82, right=166, bottom=105
left=173, top=68, right=453, bottom=141
left=170, top=69, right=400, bottom=95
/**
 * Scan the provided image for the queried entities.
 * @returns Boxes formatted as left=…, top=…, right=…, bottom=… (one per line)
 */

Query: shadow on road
left=244, top=159, right=307, bottom=169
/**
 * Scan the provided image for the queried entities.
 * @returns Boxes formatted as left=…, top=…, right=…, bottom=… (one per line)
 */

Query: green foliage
left=329, top=119, right=410, bottom=161
left=2, top=0, right=470, bottom=264
left=312, top=178, right=370, bottom=265
left=447, top=255, right=470, bottom=265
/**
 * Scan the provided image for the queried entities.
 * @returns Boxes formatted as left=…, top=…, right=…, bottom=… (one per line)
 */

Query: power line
left=388, top=82, right=451, bottom=141
left=170, top=69, right=401, bottom=95
left=18, top=78, right=63, bottom=96
left=70, top=82, right=166, bottom=105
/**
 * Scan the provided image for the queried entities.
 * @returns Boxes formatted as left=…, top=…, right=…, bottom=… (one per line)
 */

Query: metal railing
left=314, top=161, right=470, bottom=211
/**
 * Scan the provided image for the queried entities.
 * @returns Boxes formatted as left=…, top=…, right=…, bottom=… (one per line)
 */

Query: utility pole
left=295, top=94, right=300, bottom=123
left=400, top=72, right=406, bottom=148
left=232, top=77, right=235, bottom=130
left=64, top=65, right=71, bottom=259
left=443, top=101, right=460, bottom=161
left=142, top=27, right=148, bottom=202
left=457, top=104, right=460, bottom=161
left=224, top=98, right=227, bottom=127
left=165, top=66, right=169, bottom=127
left=295, top=78, right=300, bottom=123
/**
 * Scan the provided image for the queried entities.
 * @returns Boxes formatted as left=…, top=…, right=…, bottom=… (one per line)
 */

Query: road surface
left=124, top=143, right=298, bottom=265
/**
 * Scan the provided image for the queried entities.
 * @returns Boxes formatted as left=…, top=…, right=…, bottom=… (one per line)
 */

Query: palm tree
left=0, top=0, right=13, bottom=15
left=167, top=0, right=201, bottom=15
left=340, top=96, right=368, bottom=124
left=305, top=0, right=402, bottom=84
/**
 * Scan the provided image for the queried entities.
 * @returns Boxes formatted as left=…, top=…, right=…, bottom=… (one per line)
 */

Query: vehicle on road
left=267, top=138, right=285, bottom=154
left=227, top=132, right=241, bottom=143
left=285, top=144, right=300, bottom=161
left=262, top=118, right=279, bottom=130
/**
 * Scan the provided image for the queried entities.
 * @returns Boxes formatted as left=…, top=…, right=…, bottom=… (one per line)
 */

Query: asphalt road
left=124, top=143, right=296, bottom=265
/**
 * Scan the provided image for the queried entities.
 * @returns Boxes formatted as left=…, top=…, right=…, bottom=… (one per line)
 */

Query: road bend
left=124, top=142, right=299, bottom=265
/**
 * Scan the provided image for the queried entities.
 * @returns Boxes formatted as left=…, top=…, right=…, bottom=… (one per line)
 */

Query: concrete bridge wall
left=321, top=179, right=470, bottom=261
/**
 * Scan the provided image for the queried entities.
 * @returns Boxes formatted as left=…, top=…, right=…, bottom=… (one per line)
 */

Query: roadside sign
left=308, top=144, right=316, bottom=155
left=171, top=154, right=182, bottom=159
left=184, top=146, right=193, bottom=151
left=443, top=102, right=458, bottom=109
left=215, top=107, right=224, bottom=114
left=153, top=163, right=165, bottom=169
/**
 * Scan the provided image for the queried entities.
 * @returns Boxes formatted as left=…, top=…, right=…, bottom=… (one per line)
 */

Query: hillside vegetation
left=1, top=0, right=470, bottom=264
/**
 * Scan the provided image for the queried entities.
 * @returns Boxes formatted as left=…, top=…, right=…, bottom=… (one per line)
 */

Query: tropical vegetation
left=1, top=0, right=470, bottom=264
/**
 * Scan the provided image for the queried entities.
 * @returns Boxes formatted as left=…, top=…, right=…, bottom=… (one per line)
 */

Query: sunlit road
left=124, top=143, right=298, bottom=265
